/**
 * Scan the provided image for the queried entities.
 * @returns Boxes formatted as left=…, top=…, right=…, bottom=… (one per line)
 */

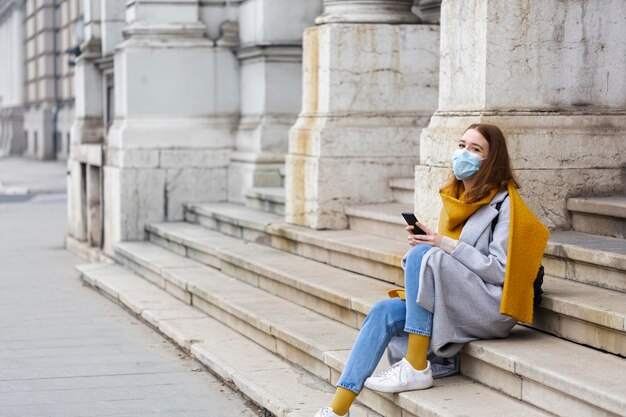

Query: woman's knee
left=406, top=244, right=431, bottom=268
left=366, top=299, right=405, bottom=328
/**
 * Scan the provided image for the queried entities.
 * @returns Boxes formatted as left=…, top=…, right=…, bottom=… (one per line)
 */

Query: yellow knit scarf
left=438, top=182, right=549, bottom=323
left=438, top=186, right=498, bottom=239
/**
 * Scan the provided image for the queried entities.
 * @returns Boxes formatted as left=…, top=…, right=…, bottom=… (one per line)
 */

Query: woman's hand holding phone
left=401, top=212, right=443, bottom=248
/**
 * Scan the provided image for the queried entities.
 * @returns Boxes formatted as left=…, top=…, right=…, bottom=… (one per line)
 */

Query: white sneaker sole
left=364, top=378, right=433, bottom=393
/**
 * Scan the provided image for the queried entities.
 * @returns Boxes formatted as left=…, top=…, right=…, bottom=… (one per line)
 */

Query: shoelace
left=375, top=361, right=408, bottom=386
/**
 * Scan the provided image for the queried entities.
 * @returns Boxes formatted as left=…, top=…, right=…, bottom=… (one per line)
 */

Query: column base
left=286, top=153, right=418, bottom=229
left=285, top=22, right=439, bottom=229
left=228, top=151, right=284, bottom=204
left=103, top=116, right=234, bottom=254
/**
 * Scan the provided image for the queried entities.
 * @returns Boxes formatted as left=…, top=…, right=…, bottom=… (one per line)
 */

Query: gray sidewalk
left=0, top=156, right=67, bottom=196
left=0, top=158, right=261, bottom=417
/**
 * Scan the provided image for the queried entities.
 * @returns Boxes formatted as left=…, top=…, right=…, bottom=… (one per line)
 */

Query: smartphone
left=401, top=212, right=427, bottom=235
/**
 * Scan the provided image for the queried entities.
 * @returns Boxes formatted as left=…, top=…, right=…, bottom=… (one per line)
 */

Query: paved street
left=0, top=158, right=262, bottom=417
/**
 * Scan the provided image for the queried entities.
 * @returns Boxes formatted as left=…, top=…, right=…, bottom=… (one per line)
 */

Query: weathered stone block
left=285, top=23, right=440, bottom=229
left=67, top=161, right=88, bottom=241
left=107, top=149, right=160, bottom=168
left=440, top=0, right=626, bottom=110
left=165, top=167, right=228, bottom=221
left=103, top=167, right=165, bottom=254
left=160, top=148, right=231, bottom=169
left=312, top=24, right=439, bottom=114
left=286, top=154, right=418, bottom=229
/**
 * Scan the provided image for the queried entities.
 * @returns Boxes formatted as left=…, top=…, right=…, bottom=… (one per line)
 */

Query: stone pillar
left=101, top=0, right=125, bottom=56
left=71, top=47, right=104, bottom=144
left=227, top=0, right=322, bottom=203
left=415, top=0, right=626, bottom=230
left=68, top=160, right=88, bottom=242
left=104, top=0, right=238, bottom=253
left=285, top=0, right=439, bottom=229
left=67, top=0, right=105, bottom=247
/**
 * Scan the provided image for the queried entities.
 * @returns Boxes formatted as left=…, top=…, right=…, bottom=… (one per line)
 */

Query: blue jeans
left=336, top=244, right=434, bottom=394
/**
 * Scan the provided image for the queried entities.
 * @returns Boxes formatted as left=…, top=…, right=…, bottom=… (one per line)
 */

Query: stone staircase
left=567, top=196, right=626, bottom=239
left=242, top=166, right=286, bottom=216
left=244, top=186, right=285, bottom=215
left=77, top=186, right=626, bottom=417
left=345, top=178, right=415, bottom=241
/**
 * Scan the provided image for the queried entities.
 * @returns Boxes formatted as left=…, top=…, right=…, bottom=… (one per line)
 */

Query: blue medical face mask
left=451, top=149, right=486, bottom=180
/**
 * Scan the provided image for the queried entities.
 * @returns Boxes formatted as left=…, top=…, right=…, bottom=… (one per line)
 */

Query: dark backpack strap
left=491, top=200, right=504, bottom=233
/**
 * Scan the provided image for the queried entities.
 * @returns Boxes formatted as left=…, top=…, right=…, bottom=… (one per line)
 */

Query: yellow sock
left=405, top=333, right=429, bottom=371
left=329, top=387, right=356, bottom=416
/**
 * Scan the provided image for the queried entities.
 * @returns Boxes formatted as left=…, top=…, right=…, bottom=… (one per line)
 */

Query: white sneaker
left=364, top=358, right=433, bottom=393
left=313, top=407, right=348, bottom=417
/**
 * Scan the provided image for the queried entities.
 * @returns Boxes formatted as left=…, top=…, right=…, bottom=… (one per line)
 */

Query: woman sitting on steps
left=315, top=124, right=549, bottom=417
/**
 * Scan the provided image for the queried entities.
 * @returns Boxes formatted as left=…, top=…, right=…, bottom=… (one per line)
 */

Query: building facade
left=0, top=0, right=25, bottom=156
left=57, top=0, right=625, bottom=257
left=0, top=0, right=82, bottom=160
left=3, top=2, right=626, bottom=415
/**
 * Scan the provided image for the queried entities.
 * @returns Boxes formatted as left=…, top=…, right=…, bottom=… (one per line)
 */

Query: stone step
left=78, top=262, right=557, bottom=417
left=145, top=221, right=626, bottom=357
left=76, top=262, right=379, bottom=417
left=345, top=202, right=414, bottom=241
left=185, top=202, right=407, bottom=285
left=244, top=187, right=285, bottom=216
left=108, top=243, right=626, bottom=416
left=533, top=275, right=626, bottom=356
left=567, top=196, right=626, bottom=239
left=389, top=177, right=415, bottom=204
left=544, top=231, right=626, bottom=293
left=144, top=222, right=395, bottom=328
left=185, top=203, right=626, bottom=297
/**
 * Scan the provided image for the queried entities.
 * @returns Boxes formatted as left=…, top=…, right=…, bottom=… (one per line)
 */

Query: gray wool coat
left=388, top=188, right=518, bottom=366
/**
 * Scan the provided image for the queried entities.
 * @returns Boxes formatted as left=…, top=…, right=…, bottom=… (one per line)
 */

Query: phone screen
left=401, top=212, right=426, bottom=235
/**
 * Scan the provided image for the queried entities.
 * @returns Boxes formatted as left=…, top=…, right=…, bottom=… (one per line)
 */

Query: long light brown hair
left=442, top=123, right=520, bottom=202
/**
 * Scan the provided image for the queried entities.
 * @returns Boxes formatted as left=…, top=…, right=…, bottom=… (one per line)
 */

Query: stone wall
left=228, top=0, right=321, bottom=203
left=286, top=5, right=440, bottom=229
left=60, top=0, right=626, bottom=256
left=415, top=0, right=626, bottom=229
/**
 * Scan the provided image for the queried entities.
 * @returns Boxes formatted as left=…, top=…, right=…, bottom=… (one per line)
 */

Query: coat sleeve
left=448, top=197, right=510, bottom=286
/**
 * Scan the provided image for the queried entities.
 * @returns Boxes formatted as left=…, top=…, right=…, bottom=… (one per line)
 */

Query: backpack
left=491, top=200, right=544, bottom=307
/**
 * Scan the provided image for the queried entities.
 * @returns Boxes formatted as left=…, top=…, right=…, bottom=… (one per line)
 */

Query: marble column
left=104, top=0, right=239, bottom=253
left=67, top=0, right=105, bottom=245
left=415, top=0, right=626, bottom=230
left=285, top=0, right=439, bottom=229
left=71, top=5, right=104, bottom=146
left=227, top=0, right=322, bottom=203
left=100, top=0, right=125, bottom=56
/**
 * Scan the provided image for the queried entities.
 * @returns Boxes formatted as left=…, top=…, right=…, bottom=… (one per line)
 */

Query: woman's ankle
left=406, top=333, right=429, bottom=370
left=329, top=387, right=356, bottom=416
